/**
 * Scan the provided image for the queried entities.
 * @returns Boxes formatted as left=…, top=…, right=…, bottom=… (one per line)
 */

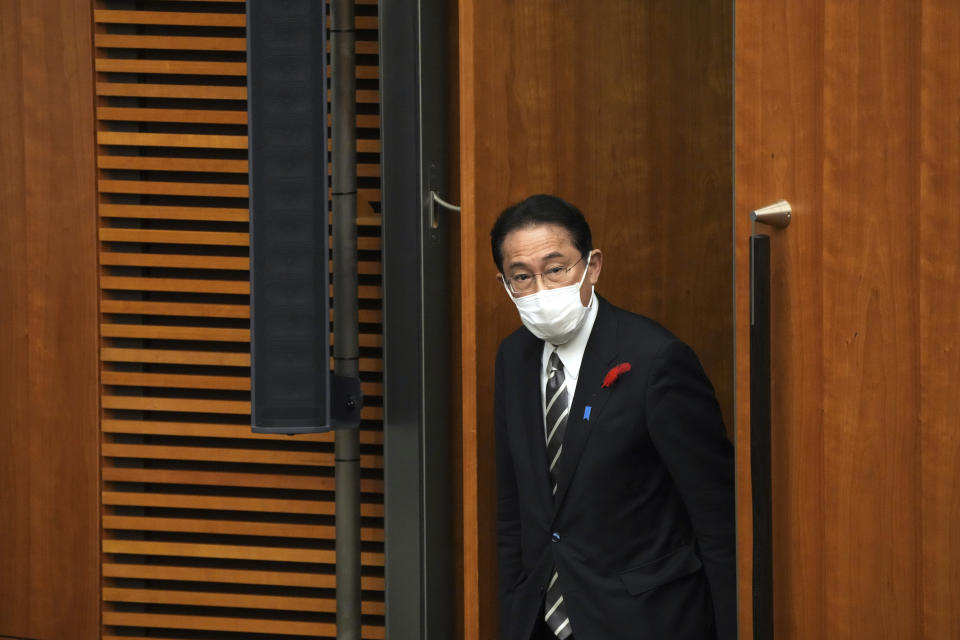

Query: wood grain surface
left=459, top=2, right=733, bottom=637
left=0, top=1, right=101, bottom=638
left=735, top=1, right=960, bottom=637
left=919, top=2, right=960, bottom=637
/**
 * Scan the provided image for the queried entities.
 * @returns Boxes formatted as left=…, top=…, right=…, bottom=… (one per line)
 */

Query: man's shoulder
left=600, top=297, right=679, bottom=350
left=497, top=323, right=538, bottom=357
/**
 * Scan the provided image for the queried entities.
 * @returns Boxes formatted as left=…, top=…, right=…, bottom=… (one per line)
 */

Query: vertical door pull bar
left=749, top=233, right=773, bottom=640
left=749, top=198, right=789, bottom=640
left=749, top=200, right=790, bottom=640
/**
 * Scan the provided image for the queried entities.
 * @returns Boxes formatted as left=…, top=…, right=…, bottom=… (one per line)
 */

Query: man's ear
left=588, top=249, right=603, bottom=285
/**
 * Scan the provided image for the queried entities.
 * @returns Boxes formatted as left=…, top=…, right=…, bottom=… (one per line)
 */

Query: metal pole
left=331, top=0, right=361, bottom=638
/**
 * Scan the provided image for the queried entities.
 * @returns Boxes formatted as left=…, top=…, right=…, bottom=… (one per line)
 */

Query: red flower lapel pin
left=602, top=362, right=632, bottom=388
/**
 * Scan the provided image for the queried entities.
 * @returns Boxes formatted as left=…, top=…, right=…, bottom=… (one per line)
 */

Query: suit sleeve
left=645, top=339, right=737, bottom=640
left=494, top=345, right=523, bottom=633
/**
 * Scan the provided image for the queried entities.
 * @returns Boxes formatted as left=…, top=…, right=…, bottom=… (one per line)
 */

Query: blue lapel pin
left=583, top=406, right=592, bottom=420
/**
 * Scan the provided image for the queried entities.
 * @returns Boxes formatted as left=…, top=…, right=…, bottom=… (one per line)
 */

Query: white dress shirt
left=540, top=290, right=599, bottom=438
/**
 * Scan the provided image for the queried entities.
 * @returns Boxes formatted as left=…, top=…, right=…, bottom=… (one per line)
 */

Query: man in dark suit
left=492, top=195, right=736, bottom=640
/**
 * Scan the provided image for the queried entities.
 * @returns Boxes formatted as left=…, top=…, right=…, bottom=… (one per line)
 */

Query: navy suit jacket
left=495, top=297, right=736, bottom=640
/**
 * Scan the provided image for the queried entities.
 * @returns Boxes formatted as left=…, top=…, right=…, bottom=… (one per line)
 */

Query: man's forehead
left=502, top=223, right=576, bottom=258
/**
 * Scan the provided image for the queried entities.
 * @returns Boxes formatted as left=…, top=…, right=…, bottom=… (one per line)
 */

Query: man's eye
left=545, top=266, right=566, bottom=276
left=513, top=274, right=532, bottom=282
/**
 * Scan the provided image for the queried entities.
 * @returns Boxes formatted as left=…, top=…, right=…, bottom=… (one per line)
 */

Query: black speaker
left=247, top=0, right=360, bottom=434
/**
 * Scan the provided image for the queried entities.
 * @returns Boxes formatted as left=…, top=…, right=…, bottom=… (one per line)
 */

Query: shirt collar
left=541, top=289, right=599, bottom=379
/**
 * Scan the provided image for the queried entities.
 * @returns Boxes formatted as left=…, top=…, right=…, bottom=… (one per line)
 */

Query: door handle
left=751, top=199, right=792, bottom=228
left=749, top=199, right=790, bottom=640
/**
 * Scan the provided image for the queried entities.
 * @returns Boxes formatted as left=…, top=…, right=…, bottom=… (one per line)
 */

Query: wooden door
left=735, top=1, right=960, bottom=638
left=458, top=2, right=733, bottom=638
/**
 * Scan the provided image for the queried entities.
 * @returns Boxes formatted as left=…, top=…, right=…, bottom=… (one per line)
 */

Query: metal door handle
left=751, top=200, right=792, bottom=228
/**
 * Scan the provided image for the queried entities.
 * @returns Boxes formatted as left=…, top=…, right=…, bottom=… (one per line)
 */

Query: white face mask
left=503, top=251, right=594, bottom=345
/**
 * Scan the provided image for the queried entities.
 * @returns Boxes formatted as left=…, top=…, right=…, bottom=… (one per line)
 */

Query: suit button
left=551, top=532, right=560, bottom=543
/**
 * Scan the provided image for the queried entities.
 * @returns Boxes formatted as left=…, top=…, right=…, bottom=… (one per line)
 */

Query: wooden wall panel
left=919, top=4, right=960, bottom=637
left=821, top=5, right=921, bottom=636
left=94, top=1, right=385, bottom=638
left=458, top=2, right=733, bottom=638
left=0, top=1, right=101, bottom=639
left=735, top=1, right=960, bottom=637
left=917, top=0, right=960, bottom=640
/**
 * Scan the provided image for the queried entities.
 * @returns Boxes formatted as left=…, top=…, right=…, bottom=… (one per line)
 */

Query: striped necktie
left=544, top=350, right=573, bottom=639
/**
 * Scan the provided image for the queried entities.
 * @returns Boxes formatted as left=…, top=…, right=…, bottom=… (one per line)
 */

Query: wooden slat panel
left=96, top=58, right=247, bottom=76
left=102, top=587, right=386, bottom=615
left=357, top=89, right=379, bottom=104
left=101, top=371, right=383, bottom=397
left=101, top=276, right=250, bottom=295
left=101, top=420, right=385, bottom=445
left=102, top=563, right=385, bottom=591
left=326, top=63, right=380, bottom=80
left=96, top=82, right=247, bottom=100
left=101, top=612, right=385, bottom=639
left=333, top=15, right=378, bottom=30
left=102, top=515, right=385, bottom=541
left=101, top=277, right=382, bottom=300
left=95, top=34, right=246, bottom=51
left=101, top=446, right=383, bottom=471
left=98, top=155, right=249, bottom=173
left=102, top=371, right=249, bottom=390
left=100, top=324, right=382, bottom=349
left=99, top=180, right=249, bottom=198
left=346, top=162, right=381, bottom=177
left=96, top=83, right=376, bottom=103
left=95, top=4, right=386, bottom=636
left=101, top=347, right=250, bottom=367
left=328, top=138, right=380, bottom=154
left=102, top=491, right=385, bottom=516
left=136, top=0, right=246, bottom=3
left=100, top=300, right=249, bottom=318
left=99, top=228, right=249, bottom=245
left=97, top=106, right=248, bottom=124
left=102, top=443, right=384, bottom=468
left=98, top=131, right=248, bottom=149
left=102, top=467, right=385, bottom=494
left=102, top=395, right=250, bottom=414
left=103, top=540, right=384, bottom=566
left=100, top=324, right=383, bottom=347
left=102, top=350, right=378, bottom=373
left=101, top=227, right=383, bottom=251
left=354, top=260, right=383, bottom=275
left=94, top=10, right=246, bottom=27
left=103, top=309, right=362, bottom=332
left=100, top=300, right=384, bottom=325
left=350, top=40, right=379, bottom=55
left=328, top=113, right=381, bottom=129
left=100, top=324, right=250, bottom=342
left=100, top=204, right=248, bottom=222
left=99, top=252, right=250, bottom=270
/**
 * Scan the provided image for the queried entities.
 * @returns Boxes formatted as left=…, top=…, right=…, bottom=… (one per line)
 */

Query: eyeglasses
left=505, top=255, right=586, bottom=295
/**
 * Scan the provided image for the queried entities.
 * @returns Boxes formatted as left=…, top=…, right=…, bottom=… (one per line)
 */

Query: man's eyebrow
left=507, top=251, right=567, bottom=271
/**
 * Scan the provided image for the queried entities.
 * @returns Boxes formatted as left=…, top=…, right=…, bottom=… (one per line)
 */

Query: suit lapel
left=553, top=298, right=620, bottom=512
